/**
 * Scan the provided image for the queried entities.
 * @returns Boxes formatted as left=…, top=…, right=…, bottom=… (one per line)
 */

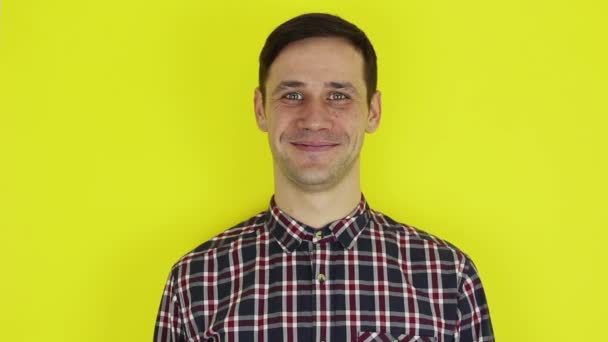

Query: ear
left=254, top=87, right=268, bottom=132
left=365, top=90, right=382, bottom=133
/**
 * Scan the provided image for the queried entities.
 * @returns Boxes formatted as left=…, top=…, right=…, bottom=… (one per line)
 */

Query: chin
left=295, top=174, right=335, bottom=187
left=285, top=167, right=343, bottom=189
left=275, top=153, right=355, bottom=189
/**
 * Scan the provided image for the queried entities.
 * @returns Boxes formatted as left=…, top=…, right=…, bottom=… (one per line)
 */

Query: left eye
left=328, top=92, right=348, bottom=100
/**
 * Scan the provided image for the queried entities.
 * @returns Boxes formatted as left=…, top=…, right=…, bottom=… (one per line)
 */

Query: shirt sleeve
left=154, top=269, right=187, bottom=342
left=454, top=257, right=495, bottom=342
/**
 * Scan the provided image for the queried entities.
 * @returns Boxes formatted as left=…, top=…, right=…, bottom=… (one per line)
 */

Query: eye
left=328, top=92, right=349, bottom=101
left=283, top=92, right=303, bottom=101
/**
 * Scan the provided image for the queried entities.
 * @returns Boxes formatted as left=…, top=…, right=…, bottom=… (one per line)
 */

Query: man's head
left=254, top=13, right=381, bottom=192
left=258, top=13, right=377, bottom=105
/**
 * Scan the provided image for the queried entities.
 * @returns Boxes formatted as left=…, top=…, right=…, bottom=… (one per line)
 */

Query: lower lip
left=291, top=143, right=338, bottom=152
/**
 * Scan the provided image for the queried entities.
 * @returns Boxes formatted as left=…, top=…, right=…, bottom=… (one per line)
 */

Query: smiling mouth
left=290, top=141, right=340, bottom=152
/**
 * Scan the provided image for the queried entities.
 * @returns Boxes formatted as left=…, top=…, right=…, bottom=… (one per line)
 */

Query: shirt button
left=314, top=231, right=323, bottom=240
left=317, top=273, right=326, bottom=283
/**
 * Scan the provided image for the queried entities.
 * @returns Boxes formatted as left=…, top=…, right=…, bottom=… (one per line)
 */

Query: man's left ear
left=365, top=91, right=382, bottom=133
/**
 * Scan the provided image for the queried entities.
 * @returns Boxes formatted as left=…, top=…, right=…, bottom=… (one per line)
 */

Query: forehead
left=266, top=37, right=365, bottom=88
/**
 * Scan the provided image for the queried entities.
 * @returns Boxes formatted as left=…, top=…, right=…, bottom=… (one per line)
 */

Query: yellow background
left=1, top=0, right=606, bottom=341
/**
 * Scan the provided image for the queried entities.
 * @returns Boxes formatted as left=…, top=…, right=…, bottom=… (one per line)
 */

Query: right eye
left=283, top=92, right=303, bottom=101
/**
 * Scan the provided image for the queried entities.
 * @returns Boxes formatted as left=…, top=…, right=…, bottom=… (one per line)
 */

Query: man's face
left=255, top=37, right=381, bottom=191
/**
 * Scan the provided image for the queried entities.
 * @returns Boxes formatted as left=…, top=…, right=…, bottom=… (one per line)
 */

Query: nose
left=296, top=99, right=333, bottom=131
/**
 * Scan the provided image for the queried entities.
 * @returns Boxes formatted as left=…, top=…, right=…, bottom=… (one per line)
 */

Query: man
left=154, top=13, right=494, bottom=342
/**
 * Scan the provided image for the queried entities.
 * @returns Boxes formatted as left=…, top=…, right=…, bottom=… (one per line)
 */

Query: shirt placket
left=311, top=230, right=329, bottom=342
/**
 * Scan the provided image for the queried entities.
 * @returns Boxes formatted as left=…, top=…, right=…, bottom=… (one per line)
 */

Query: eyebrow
left=271, top=80, right=360, bottom=95
left=272, top=80, right=306, bottom=95
left=326, top=81, right=359, bottom=95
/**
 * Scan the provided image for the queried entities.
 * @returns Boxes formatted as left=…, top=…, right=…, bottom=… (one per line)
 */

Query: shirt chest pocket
left=357, top=331, right=437, bottom=342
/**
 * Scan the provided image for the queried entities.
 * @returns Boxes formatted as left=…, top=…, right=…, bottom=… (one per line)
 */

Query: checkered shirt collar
left=266, top=194, right=371, bottom=253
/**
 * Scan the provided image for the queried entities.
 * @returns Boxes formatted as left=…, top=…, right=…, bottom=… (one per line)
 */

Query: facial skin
left=254, top=37, right=381, bottom=193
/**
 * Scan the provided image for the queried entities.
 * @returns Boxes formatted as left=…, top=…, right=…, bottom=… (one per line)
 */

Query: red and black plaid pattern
left=154, top=196, right=494, bottom=342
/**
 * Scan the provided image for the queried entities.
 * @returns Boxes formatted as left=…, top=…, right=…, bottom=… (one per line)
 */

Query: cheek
left=336, top=110, right=367, bottom=130
left=267, top=116, right=292, bottom=142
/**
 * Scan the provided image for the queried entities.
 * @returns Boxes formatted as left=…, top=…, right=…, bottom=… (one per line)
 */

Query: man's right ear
left=254, top=87, right=268, bottom=132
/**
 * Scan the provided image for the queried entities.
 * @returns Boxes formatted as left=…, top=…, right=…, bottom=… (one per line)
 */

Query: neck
left=273, top=162, right=362, bottom=229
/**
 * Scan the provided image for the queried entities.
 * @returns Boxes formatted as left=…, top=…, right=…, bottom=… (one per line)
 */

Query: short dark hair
left=258, top=13, right=377, bottom=104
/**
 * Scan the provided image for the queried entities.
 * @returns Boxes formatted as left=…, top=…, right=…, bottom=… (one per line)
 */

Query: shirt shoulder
left=170, top=210, right=268, bottom=272
left=369, top=209, right=470, bottom=264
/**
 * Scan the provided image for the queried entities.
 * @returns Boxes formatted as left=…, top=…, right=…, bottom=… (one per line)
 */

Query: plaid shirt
left=154, top=195, right=494, bottom=342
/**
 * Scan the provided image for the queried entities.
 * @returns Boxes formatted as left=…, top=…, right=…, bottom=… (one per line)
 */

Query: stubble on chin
left=273, top=142, right=361, bottom=192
